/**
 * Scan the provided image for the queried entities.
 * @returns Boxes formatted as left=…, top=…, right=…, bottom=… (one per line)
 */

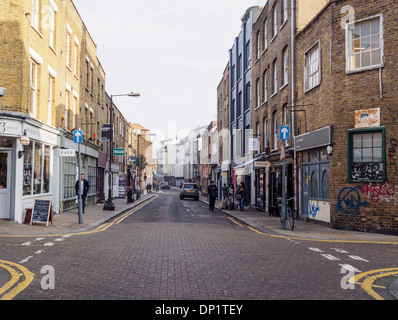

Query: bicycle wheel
left=287, top=207, right=294, bottom=230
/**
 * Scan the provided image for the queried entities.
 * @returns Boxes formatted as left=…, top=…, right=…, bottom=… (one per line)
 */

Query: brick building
left=0, top=0, right=136, bottom=222
left=217, top=63, right=229, bottom=197
left=294, top=0, right=398, bottom=233
left=251, top=0, right=295, bottom=213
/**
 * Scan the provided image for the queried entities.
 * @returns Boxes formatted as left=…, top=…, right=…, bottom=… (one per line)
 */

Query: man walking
left=75, top=173, right=89, bottom=213
left=207, top=181, right=218, bottom=211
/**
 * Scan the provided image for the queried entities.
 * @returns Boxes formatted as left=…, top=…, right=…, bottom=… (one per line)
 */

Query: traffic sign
left=280, top=142, right=286, bottom=161
left=74, top=130, right=83, bottom=144
left=114, top=148, right=125, bottom=156
left=280, top=126, right=290, bottom=141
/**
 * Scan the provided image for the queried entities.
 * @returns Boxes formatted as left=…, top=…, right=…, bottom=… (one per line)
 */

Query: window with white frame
left=74, top=39, right=79, bottom=76
left=256, top=31, right=261, bottom=60
left=263, top=20, right=268, bottom=51
left=272, top=5, right=278, bottom=39
left=282, top=48, right=289, bottom=86
left=30, top=59, right=38, bottom=117
left=256, top=78, right=260, bottom=109
left=66, top=33, right=71, bottom=68
left=47, top=75, right=54, bottom=125
left=65, top=89, right=70, bottom=130
left=272, top=59, right=278, bottom=94
left=272, top=111, right=278, bottom=150
left=281, top=0, right=288, bottom=25
left=305, top=41, right=321, bottom=91
left=346, top=15, right=383, bottom=73
left=263, top=117, right=268, bottom=150
left=31, top=0, right=39, bottom=30
left=263, top=70, right=268, bottom=102
left=48, top=6, right=55, bottom=48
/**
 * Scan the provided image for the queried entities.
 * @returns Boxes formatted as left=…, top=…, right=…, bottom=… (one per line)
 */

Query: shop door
left=301, top=165, right=309, bottom=219
left=0, top=152, right=11, bottom=219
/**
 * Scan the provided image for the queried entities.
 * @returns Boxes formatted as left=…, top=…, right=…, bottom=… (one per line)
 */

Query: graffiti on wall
left=359, top=181, right=398, bottom=206
left=308, top=200, right=320, bottom=218
left=389, top=139, right=398, bottom=158
left=336, top=186, right=370, bottom=214
left=351, top=163, right=384, bottom=181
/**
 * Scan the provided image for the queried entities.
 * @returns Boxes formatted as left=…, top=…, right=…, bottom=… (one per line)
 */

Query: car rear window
left=184, top=184, right=198, bottom=189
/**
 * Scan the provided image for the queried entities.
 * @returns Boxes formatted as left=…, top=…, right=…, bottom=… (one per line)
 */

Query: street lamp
left=18, top=130, right=31, bottom=159
left=103, top=92, right=140, bottom=211
left=0, top=87, right=6, bottom=111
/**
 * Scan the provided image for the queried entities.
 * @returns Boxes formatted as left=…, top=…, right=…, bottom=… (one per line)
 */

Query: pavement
left=0, top=190, right=397, bottom=243
left=0, top=192, right=157, bottom=236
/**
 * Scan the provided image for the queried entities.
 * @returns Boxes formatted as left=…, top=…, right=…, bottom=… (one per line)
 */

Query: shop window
left=23, top=142, right=52, bottom=195
left=310, top=171, right=318, bottom=198
left=348, top=127, right=386, bottom=182
left=321, top=169, right=330, bottom=199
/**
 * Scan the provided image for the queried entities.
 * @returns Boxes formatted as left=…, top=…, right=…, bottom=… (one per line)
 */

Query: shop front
left=0, top=112, right=60, bottom=223
left=254, top=160, right=268, bottom=211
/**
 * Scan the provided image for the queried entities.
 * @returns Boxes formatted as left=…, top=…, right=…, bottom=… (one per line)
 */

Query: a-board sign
left=30, top=199, right=53, bottom=226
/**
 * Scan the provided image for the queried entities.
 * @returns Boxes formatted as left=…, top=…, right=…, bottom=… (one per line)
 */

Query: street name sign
left=114, top=148, right=125, bottom=156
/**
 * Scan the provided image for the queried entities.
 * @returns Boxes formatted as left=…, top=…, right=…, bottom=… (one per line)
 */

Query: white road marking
left=321, top=254, right=340, bottom=261
left=348, top=255, right=369, bottom=262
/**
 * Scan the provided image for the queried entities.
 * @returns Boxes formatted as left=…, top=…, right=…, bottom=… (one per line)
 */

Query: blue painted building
left=228, top=7, right=262, bottom=205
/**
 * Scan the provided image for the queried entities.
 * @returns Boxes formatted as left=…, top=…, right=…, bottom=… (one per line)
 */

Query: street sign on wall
left=114, top=148, right=125, bottom=156
left=101, top=124, right=114, bottom=142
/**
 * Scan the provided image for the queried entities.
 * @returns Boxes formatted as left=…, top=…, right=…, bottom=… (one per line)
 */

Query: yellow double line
left=0, top=260, right=34, bottom=300
left=81, top=195, right=158, bottom=235
left=349, top=268, right=398, bottom=300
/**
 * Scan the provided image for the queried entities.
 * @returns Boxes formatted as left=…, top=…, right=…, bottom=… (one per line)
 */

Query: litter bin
left=127, top=188, right=134, bottom=204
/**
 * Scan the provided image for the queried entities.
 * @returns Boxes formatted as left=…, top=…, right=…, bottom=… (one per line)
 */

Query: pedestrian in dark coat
left=236, top=182, right=246, bottom=211
left=75, top=173, right=89, bottom=213
left=207, top=181, right=218, bottom=211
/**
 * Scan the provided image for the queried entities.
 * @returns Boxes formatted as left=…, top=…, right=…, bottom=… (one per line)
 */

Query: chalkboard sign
left=30, top=199, right=53, bottom=226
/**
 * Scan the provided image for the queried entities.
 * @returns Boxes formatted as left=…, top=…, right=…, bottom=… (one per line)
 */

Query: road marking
left=331, top=248, right=349, bottom=254
left=339, top=264, right=361, bottom=273
left=0, top=260, right=34, bottom=300
left=21, top=242, right=31, bottom=246
left=19, top=256, right=33, bottom=264
left=321, top=254, right=340, bottom=261
left=349, top=268, right=398, bottom=300
left=228, top=217, right=243, bottom=227
left=348, top=255, right=369, bottom=262
left=308, top=247, right=324, bottom=253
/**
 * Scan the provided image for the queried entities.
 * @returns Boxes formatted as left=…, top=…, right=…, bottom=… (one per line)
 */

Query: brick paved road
left=1, top=189, right=397, bottom=303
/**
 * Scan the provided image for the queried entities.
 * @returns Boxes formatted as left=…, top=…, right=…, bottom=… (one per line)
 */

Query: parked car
left=179, top=183, right=199, bottom=200
left=160, top=181, right=170, bottom=189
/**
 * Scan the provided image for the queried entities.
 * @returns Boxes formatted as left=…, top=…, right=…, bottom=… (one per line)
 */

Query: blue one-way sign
left=280, top=126, right=290, bottom=141
left=74, top=130, right=83, bottom=144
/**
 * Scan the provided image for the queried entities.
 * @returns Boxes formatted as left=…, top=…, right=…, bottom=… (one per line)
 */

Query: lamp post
left=103, top=92, right=140, bottom=211
left=0, top=87, right=6, bottom=111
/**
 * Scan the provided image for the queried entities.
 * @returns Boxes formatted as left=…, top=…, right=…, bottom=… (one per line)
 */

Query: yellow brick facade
left=0, top=0, right=106, bottom=141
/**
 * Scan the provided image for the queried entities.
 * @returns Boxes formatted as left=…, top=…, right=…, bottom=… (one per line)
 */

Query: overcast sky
left=73, top=0, right=261, bottom=142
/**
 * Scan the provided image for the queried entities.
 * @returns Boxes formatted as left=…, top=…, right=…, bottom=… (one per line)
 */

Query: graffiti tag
left=308, top=201, right=320, bottom=218
left=360, top=181, right=398, bottom=206
left=336, top=186, right=370, bottom=214
left=351, top=163, right=383, bottom=181
left=389, top=139, right=398, bottom=158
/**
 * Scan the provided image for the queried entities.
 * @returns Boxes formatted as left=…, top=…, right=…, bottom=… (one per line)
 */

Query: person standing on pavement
left=207, top=181, right=218, bottom=211
left=75, top=173, right=89, bottom=214
left=236, top=181, right=246, bottom=211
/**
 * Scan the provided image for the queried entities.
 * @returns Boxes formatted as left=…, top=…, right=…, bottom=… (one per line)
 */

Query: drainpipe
left=291, top=0, right=298, bottom=217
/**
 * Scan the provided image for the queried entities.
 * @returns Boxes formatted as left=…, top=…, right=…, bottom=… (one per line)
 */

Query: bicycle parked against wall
left=277, top=197, right=295, bottom=231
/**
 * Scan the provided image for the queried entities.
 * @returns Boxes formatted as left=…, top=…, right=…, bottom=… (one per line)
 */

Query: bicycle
left=277, top=197, right=295, bottom=230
